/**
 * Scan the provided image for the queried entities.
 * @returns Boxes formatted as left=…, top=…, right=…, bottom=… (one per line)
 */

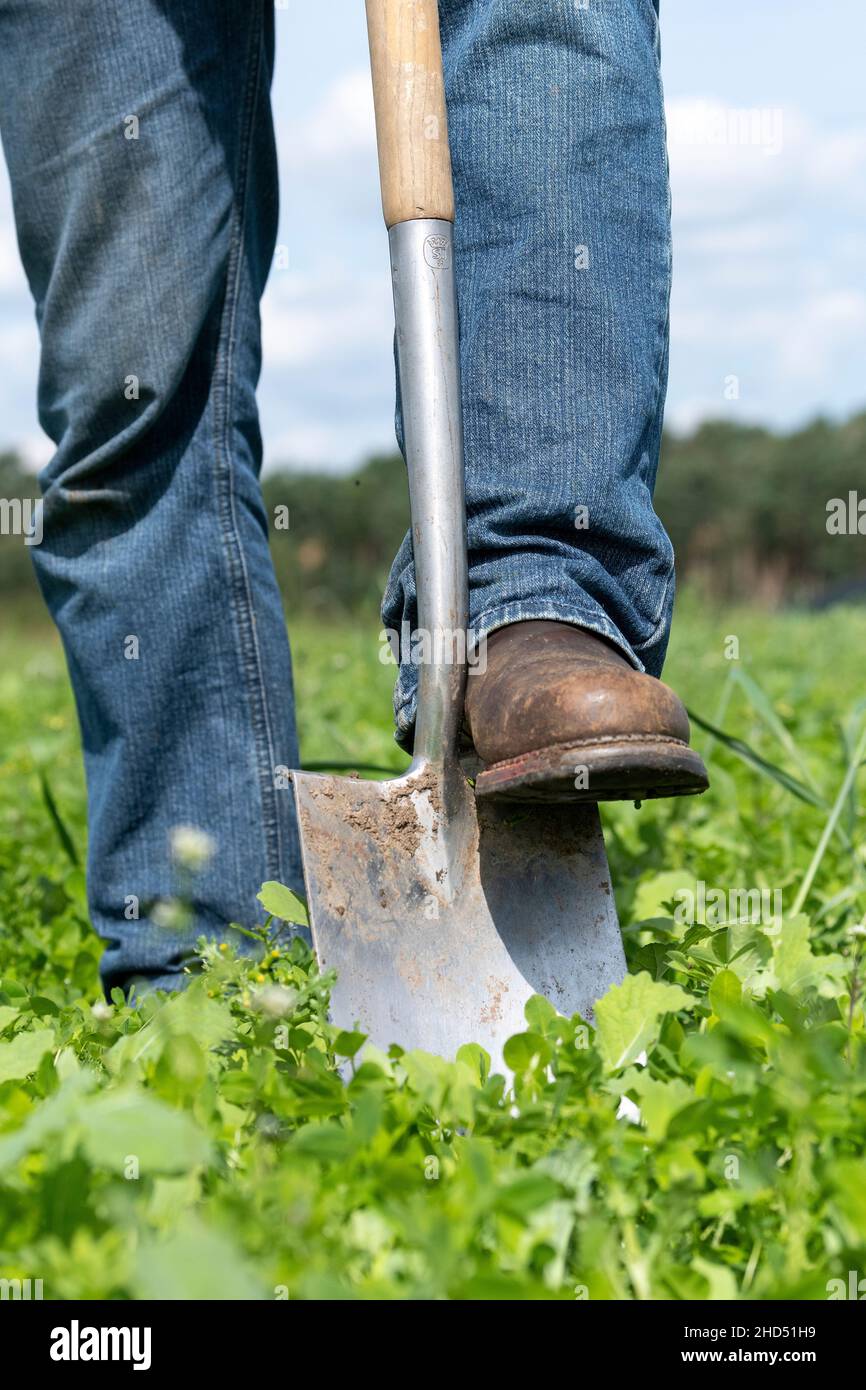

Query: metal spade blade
left=294, top=762, right=624, bottom=1067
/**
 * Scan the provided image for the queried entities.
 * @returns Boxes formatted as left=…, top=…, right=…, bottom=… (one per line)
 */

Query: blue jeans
left=0, top=0, right=672, bottom=992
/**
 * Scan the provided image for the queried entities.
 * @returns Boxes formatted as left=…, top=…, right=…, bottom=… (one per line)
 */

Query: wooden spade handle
left=365, top=0, right=455, bottom=227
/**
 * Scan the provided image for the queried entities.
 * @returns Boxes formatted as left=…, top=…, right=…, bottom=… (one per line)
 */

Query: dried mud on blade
left=293, top=765, right=625, bottom=1070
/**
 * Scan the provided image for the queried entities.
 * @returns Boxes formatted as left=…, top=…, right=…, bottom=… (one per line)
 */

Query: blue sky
left=1, top=0, right=863, bottom=471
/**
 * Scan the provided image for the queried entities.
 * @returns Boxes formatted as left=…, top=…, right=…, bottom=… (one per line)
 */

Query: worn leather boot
left=464, top=620, right=709, bottom=803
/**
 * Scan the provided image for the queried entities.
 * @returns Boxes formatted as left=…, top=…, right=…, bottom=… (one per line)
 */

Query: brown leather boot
left=464, top=620, right=709, bottom=803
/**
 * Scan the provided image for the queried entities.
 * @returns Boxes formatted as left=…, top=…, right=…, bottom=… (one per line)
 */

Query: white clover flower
left=252, top=985, right=298, bottom=1019
left=169, top=824, right=216, bottom=871
left=151, top=897, right=191, bottom=930
left=256, top=1113, right=282, bottom=1140
left=91, top=1001, right=113, bottom=1022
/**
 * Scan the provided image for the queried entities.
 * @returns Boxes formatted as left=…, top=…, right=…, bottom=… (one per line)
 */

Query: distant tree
left=262, top=453, right=408, bottom=619
left=654, top=412, right=866, bottom=605
left=0, top=451, right=42, bottom=602
left=2, top=413, right=865, bottom=619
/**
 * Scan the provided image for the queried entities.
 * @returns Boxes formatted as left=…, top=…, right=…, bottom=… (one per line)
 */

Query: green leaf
left=400, top=1049, right=479, bottom=1124
left=0, top=1028, right=54, bottom=1084
left=38, top=769, right=80, bottom=867
left=692, top=1257, right=740, bottom=1301
left=106, top=986, right=235, bottom=1075
left=77, top=1090, right=212, bottom=1174
left=709, top=969, right=742, bottom=1017
left=333, top=1029, right=367, bottom=1059
left=218, top=1070, right=257, bottom=1106
left=595, top=973, right=696, bottom=1072
left=730, top=667, right=819, bottom=794
left=133, top=1220, right=267, bottom=1300
left=154, top=1034, right=207, bottom=1100
left=686, top=708, right=828, bottom=809
left=625, top=1071, right=694, bottom=1142
left=771, top=916, right=847, bottom=998
left=257, top=881, right=309, bottom=926
left=503, top=1031, right=552, bottom=1072
left=0, top=1071, right=96, bottom=1172
left=495, top=1172, right=561, bottom=1220
left=524, top=994, right=558, bottom=1033
left=535, top=1142, right=597, bottom=1209
left=146, top=1173, right=202, bottom=1228
left=632, top=871, right=696, bottom=923
left=291, top=1123, right=359, bottom=1162
left=456, top=1042, right=490, bottom=1086
left=829, top=1159, right=866, bottom=1241
left=791, top=717, right=866, bottom=915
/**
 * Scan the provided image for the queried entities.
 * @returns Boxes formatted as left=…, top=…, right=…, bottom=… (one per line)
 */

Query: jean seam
left=639, top=2, right=676, bottom=647
left=211, top=10, right=284, bottom=887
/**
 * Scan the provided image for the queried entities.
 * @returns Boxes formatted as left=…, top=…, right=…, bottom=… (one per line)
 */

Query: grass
left=1, top=593, right=865, bottom=1299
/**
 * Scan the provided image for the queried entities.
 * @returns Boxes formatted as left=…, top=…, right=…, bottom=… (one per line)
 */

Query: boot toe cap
left=469, top=666, right=691, bottom=765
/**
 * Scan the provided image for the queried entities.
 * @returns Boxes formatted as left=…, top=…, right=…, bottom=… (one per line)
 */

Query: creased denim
left=0, top=0, right=674, bottom=990
left=0, top=1, right=303, bottom=992
left=383, top=0, right=674, bottom=747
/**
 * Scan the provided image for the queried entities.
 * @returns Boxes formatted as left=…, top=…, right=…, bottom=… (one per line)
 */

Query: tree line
left=2, top=411, right=864, bottom=619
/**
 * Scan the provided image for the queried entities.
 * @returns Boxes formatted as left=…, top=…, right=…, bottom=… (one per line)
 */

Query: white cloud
left=667, top=98, right=866, bottom=220
left=775, top=289, right=866, bottom=380
left=0, top=164, right=26, bottom=295
left=264, top=419, right=394, bottom=473
left=674, top=217, right=795, bottom=259
left=12, top=433, right=53, bottom=471
left=665, top=396, right=732, bottom=435
left=667, top=97, right=866, bottom=426
left=262, top=261, right=392, bottom=368
left=259, top=258, right=395, bottom=469
left=0, top=68, right=863, bottom=471
left=284, top=69, right=376, bottom=167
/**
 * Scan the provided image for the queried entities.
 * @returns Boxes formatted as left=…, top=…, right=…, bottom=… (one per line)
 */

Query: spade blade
left=292, top=765, right=625, bottom=1069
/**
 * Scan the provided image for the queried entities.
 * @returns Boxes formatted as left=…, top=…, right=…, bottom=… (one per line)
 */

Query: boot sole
left=472, top=736, right=710, bottom=804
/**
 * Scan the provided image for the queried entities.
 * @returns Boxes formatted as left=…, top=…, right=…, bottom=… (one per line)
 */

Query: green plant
left=1, top=604, right=865, bottom=1299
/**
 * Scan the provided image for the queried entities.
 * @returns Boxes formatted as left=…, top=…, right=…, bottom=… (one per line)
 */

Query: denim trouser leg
left=384, top=0, right=675, bottom=747
left=0, top=1, right=303, bottom=992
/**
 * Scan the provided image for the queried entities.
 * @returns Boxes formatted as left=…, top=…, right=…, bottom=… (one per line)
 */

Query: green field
left=1, top=596, right=865, bottom=1299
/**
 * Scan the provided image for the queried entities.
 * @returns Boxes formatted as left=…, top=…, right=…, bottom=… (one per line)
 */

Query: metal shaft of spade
left=366, top=0, right=468, bottom=778
left=391, top=216, right=467, bottom=778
